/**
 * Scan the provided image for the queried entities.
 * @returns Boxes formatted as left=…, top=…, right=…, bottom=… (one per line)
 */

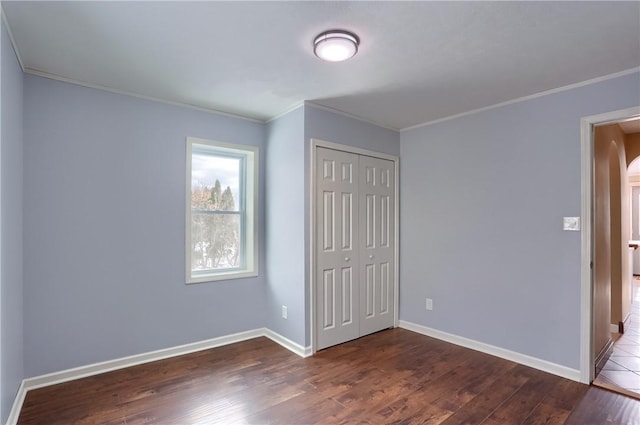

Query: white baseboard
left=399, top=320, right=581, bottom=382
left=5, top=381, right=26, bottom=425
left=22, top=328, right=266, bottom=391
left=5, top=327, right=308, bottom=425
left=263, top=328, right=312, bottom=358
left=9, top=322, right=579, bottom=423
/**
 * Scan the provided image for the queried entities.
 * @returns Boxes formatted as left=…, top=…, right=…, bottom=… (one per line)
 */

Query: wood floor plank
left=564, top=386, right=640, bottom=425
left=16, top=329, right=640, bottom=425
left=520, top=402, right=572, bottom=425
left=439, top=364, right=533, bottom=425
left=479, top=370, right=558, bottom=425
left=519, top=374, right=591, bottom=425
left=378, top=360, right=512, bottom=424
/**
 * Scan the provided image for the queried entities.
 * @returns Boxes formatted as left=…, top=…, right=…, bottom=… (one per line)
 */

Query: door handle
left=369, top=255, right=374, bottom=259
left=345, top=257, right=351, bottom=262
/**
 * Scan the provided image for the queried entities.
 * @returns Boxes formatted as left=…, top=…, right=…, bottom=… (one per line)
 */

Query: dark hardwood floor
left=17, top=328, right=640, bottom=424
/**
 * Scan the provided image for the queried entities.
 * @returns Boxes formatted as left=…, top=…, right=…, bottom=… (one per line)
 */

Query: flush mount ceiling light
left=313, top=30, right=360, bottom=62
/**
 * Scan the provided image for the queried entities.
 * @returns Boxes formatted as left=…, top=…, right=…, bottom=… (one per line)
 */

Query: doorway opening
left=587, top=112, right=640, bottom=398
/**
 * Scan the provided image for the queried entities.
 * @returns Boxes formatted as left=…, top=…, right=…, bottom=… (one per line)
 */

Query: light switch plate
left=563, top=217, right=580, bottom=231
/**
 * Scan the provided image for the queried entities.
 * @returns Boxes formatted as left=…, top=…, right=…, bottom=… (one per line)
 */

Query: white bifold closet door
left=316, top=147, right=395, bottom=350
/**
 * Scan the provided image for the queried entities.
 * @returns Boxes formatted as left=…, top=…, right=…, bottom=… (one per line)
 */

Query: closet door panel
left=359, top=155, right=396, bottom=336
left=316, top=147, right=360, bottom=350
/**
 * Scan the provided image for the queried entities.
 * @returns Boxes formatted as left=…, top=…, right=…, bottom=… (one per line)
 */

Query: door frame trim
left=580, top=106, right=640, bottom=384
left=309, top=139, right=400, bottom=354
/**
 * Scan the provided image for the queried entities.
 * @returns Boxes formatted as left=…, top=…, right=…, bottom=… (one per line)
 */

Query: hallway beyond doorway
left=594, top=277, right=640, bottom=399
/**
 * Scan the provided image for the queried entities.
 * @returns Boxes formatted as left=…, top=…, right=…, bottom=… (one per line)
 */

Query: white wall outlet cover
left=563, top=217, right=581, bottom=231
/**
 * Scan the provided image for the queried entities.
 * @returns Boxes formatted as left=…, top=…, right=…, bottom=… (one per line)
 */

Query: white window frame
left=186, top=137, right=258, bottom=283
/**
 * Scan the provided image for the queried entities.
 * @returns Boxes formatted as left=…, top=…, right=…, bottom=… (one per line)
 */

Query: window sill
left=186, top=270, right=259, bottom=284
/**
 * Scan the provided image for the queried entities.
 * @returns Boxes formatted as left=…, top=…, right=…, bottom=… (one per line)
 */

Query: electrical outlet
left=425, top=298, right=433, bottom=311
left=282, top=305, right=288, bottom=319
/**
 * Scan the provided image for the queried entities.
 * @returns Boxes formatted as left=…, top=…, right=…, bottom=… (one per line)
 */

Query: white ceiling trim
left=265, top=102, right=305, bottom=124
left=304, top=101, right=400, bottom=132
left=17, top=62, right=639, bottom=135
left=23, top=67, right=264, bottom=124
left=1, top=6, right=25, bottom=72
left=266, top=101, right=400, bottom=133
left=401, top=67, right=640, bottom=133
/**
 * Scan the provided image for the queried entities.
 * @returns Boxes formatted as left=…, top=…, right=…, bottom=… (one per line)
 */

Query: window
left=186, top=137, right=258, bottom=283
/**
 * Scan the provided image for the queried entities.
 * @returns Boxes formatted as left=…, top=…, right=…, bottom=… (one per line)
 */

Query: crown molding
left=1, top=5, right=25, bottom=71
left=23, top=67, right=265, bottom=124
left=304, top=101, right=400, bottom=132
left=265, top=102, right=305, bottom=123
left=401, top=67, right=640, bottom=132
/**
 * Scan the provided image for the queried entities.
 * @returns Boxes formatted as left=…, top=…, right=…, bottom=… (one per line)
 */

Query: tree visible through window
left=186, top=138, right=258, bottom=283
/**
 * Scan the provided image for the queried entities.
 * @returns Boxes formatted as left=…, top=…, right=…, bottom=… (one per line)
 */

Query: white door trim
left=580, top=106, right=640, bottom=384
left=309, top=138, right=400, bottom=354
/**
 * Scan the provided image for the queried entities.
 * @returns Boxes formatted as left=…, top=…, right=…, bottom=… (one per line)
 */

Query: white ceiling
left=3, top=1, right=639, bottom=130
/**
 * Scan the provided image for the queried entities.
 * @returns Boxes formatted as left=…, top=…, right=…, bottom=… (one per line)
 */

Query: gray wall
left=1, top=19, right=24, bottom=424
left=23, top=75, right=267, bottom=376
left=400, top=71, right=640, bottom=369
left=265, top=106, right=306, bottom=345
left=304, top=106, right=400, bottom=346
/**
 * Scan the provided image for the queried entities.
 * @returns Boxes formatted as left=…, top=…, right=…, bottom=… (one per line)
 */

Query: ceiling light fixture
left=313, top=30, right=360, bottom=62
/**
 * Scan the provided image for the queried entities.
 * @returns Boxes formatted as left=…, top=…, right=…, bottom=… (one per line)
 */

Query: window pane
left=191, top=153, right=240, bottom=212
left=186, top=137, right=257, bottom=283
left=191, top=212, right=241, bottom=271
